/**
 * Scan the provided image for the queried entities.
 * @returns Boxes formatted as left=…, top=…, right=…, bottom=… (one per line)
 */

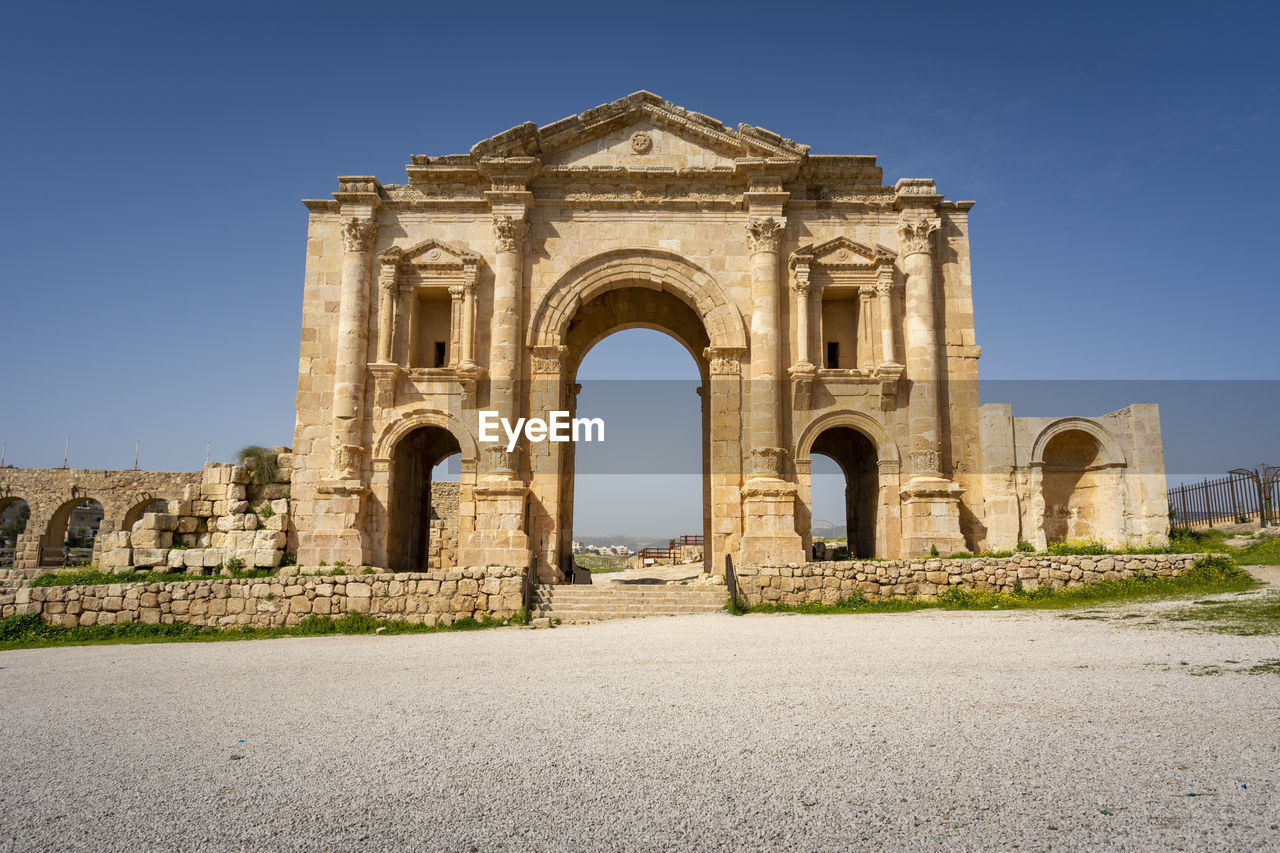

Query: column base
left=739, top=477, right=806, bottom=567
left=459, top=478, right=531, bottom=569
left=298, top=486, right=368, bottom=568
left=899, top=476, right=967, bottom=557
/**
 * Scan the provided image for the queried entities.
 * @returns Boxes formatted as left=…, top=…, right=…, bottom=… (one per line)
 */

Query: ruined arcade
left=290, top=92, right=1169, bottom=579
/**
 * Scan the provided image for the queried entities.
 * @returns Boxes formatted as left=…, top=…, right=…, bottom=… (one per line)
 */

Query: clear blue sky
left=1, top=1, right=1276, bottom=536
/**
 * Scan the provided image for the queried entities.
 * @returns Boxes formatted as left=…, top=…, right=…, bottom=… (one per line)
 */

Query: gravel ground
left=2, top=603, right=1279, bottom=851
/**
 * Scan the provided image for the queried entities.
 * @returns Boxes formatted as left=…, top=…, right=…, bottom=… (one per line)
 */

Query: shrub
left=236, top=446, right=278, bottom=487
left=225, top=557, right=245, bottom=571
left=1016, top=540, right=1035, bottom=553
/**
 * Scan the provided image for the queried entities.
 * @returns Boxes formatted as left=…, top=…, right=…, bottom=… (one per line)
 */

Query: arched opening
left=1041, top=429, right=1105, bottom=544
left=387, top=426, right=462, bottom=571
left=809, top=427, right=879, bottom=559
left=44, top=498, right=104, bottom=566
left=122, top=499, right=170, bottom=534
left=0, top=498, right=30, bottom=565
left=561, top=286, right=710, bottom=578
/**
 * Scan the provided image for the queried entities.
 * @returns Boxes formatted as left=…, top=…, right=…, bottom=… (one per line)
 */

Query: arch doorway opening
left=560, top=290, right=711, bottom=579
left=810, top=427, right=879, bottom=559
left=0, top=499, right=30, bottom=565
left=387, top=426, right=462, bottom=571
left=44, top=498, right=104, bottom=566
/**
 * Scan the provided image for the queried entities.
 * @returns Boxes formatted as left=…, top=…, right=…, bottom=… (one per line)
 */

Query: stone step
left=533, top=589, right=726, bottom=600
left=534, top=600, right=725, bottom=611
left=531, top=582, right=728, bottom=623
left=532, top=607, right=725, bottom=623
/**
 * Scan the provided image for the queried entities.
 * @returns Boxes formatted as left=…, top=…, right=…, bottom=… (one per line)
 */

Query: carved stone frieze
left=746, top=217, right=785, bottom=254
left=908, top=448, right=941, bottom=475
left=340, top=218, right=377, bottom=254
left=897, top=216, right=939, bottom=256
left=493, top=215, right=528, bottom=253
left=704, top=346, right=747, bottom=376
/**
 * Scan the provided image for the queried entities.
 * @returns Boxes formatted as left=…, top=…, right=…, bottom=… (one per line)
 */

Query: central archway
left=526, top=248, right=747, bottom=581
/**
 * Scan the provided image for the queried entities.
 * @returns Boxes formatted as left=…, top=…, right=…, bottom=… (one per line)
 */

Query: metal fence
left=1168, top=472, right=1279, bottom=528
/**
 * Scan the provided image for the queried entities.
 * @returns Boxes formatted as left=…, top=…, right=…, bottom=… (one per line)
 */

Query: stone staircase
left=531, top=583, right=729, bottom=623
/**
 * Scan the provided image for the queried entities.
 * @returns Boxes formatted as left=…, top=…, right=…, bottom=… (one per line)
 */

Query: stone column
left=330, top=216, right=377, bottom=480
left=489, top=214, right=526, bottom=427
left=448, top=285, right=464, bottom=367
left=793, top=266, right=814, bottom=369
left=747, top=216, right=784, bottom=461
left=376, top=258, right=398, bottom=364
left=875, top=266, right=898, bottom=366
left=740, top=217, right=804, bottom=567
left=897, top=214, right=965, bottom=555
left=787, top=261, right=817, bottom=410
left=459, top=212, right=530, bottom=569
left=858, top=285, right=876, bottom=373
left=900, top=215, right=942, bottom=475
left=459, top=271, right=478, bottom=367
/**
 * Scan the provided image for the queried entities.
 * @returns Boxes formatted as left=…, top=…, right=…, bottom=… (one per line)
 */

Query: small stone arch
left=1030, top=418, right=1127, bottom=469
left=121, top=495, right=170, bottom=534
left=1031, top=419, right=1127, bottom=546
left=527, top=247, right=748, bottom=351
left=795, top=410, right=900, bottom=467
left=372, top=408, right=478, bottom=464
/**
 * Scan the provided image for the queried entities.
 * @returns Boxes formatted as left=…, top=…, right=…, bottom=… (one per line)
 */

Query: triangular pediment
left=791, top=236, right=895, bottom=269
left=469, top=91, right=808, bottom=169
left=383, top=238, right=481, bottom=270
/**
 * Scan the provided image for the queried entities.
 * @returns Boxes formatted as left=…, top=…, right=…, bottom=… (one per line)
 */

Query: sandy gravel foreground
left=2, top=605, right=1278, bottom=852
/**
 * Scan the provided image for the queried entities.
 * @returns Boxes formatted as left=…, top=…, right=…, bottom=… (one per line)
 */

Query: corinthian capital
left=493, top=215, right=528, bottom=254
left=897, top=216, right=939, bottom=256
left=746, top=216, right=785, bottom=254
left=341, top=217, right=377, bottom=254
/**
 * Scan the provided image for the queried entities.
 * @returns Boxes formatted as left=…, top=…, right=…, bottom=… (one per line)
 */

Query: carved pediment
left=382, top=238, right=481, bottom=272
left=791, top=236, right=896, bottom=271
left=469, top=91, right=808, bottom=171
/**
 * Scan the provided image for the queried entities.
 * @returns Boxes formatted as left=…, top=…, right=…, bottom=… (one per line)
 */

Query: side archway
left=795, top=411, right=902, bottom=559
left=372, top=409, right=477, bottom=572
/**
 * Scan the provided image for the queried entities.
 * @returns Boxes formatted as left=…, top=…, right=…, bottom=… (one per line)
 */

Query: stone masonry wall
left=738, top=553, right=1210, bottom=606
left=4, top=567, right=524, bottom=629
left=96, top=453, right=294, bottom=574
left=428, top=482, right=459, bottom=569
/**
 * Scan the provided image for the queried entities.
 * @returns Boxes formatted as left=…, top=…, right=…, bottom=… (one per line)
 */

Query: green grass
left=29, top=567, right=275, bottom=587
left=0, top=610, right=520, bottom=651
left=1163, top=592, right=1280, bottom=636
left=573, top=553, right=629, bottom=573
left=741, top=556, right=1256, bottom=616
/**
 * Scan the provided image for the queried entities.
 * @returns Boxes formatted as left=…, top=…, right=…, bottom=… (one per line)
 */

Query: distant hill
left=574, top=534, right=682, bottom=550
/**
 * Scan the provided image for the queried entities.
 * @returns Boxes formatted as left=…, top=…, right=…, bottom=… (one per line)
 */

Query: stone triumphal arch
left=289, top=92, right=1169, bottom=579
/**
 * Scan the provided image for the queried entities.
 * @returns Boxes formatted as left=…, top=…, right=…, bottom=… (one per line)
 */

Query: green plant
left=929, top=544, right=939, bottom=557
left=280, top=552, right=297, bottom=567
left=1237, top=515, right=1250, bottom=525
left=236, top=446, right=279, bottom=487
left=950, top=551, right=974, bottom=559
left=362, top=567, right=375, bottom=575
left=256, top=503, right=275, bottom=520
left=1016, top=540, right=1035, bottom=553
left=225, top=557, right=245, bottom=571
left=332, top=560, right=347, bottom=568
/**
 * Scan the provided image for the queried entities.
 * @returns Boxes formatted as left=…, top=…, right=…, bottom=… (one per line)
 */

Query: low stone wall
left=4, top=568, right=525, bottom=629
left=738, top=553, right=1210, bottom=606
